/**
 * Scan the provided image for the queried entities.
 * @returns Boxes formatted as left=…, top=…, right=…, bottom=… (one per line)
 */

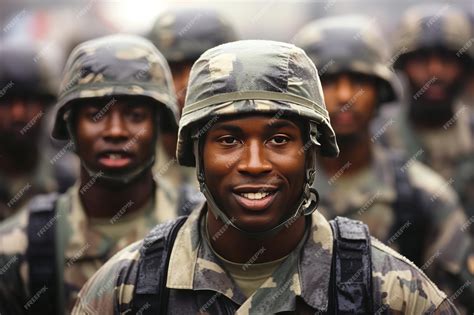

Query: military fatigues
left=0, top=180, right=178, bottom=312
left=293, top=15, right=474, bottom=313
left=72, top=40, right=459, bottom=314
left=0, top=35, right=190, bottom=314
left=73, top=206, right=458, bottom=314
left=377, top=5, right=474, bottom=227
left=0, top=42, right=76, bottom=221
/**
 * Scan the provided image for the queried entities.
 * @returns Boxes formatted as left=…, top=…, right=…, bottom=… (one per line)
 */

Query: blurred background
left=2, top=0, right=473, bottom=69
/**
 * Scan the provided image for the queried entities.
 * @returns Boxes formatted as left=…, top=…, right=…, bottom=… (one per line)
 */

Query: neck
left=206, top=209, right=306, bottom=264
left=318, top=131, right=372, bottom=177
left=79, top=167, right=154, bottom=219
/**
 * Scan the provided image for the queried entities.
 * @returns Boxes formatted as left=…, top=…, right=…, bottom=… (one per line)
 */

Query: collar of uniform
left=64, top=180, right=172, bottom=260
left=315, top=146, right=396, bottom=216
left=167, top=205, right=334, bottom=312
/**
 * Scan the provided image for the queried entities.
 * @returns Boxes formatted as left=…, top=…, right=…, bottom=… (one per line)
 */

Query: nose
left=427, top=55, right=444, bottom=78
left=102, top=111, right=129, bottom=143
left=237, top=139, right=272, bottom=175
left=336, top=75, right=354, bottom=106
left=10, top=100, right=28, bottom=122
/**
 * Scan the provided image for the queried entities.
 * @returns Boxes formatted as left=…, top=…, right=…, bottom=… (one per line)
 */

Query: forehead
left=74, top=95, right=156, bottom=108
left=208, top=113, right=305, bottom=132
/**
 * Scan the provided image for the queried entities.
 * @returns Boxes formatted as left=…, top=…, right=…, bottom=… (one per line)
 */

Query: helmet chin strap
left=64, top=109, right=158, bottom=185
left=193, top=121, right=320, bottom=239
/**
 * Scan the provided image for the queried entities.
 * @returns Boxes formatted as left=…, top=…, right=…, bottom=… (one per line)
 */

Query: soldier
left=73, top=40, right=458, bottom=314
left=0, top=34, right=198, bottom=313
left=0, top=41, right=76, bottom=221
left=294, top=15, right=474, bottom=313
left=148, top=8, right=238, bottom=193
left=379, top=4, right=474, bottom=180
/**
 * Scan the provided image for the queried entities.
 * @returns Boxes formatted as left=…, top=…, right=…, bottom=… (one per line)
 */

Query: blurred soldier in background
left=0, top=34, right=199, bottom=314
left=148, top=8, right=238, bottom=195
left=0, top=41, right=76, bottom=221
left=74, top=40, right=458, bottom=315
left=294, top=15, right=474, bottom=313
left=380, top=5, right=474, bottom=180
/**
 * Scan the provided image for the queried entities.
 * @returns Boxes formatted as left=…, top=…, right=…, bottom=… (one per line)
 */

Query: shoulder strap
left=390, top=154, right=428, bottom=266
left=132, top=216, right=188, bottom=314
left=25, top=192, right=59, bottom=315
left=329, top=216, right=374, bottom=315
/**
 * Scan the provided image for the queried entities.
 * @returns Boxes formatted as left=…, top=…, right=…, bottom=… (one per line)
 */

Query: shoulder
left=406, top=160, right=459, bottom=205
left=72, top=240, right=143, bottom=314
left=0, top=206, right=30, bottom=255
left=370, top=237, right=457, bottom=314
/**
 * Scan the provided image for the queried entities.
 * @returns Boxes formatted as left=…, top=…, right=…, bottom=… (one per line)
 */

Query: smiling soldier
left=73, top=40, right=459, bottom=314
left=0, top=34, right=197, bottom=314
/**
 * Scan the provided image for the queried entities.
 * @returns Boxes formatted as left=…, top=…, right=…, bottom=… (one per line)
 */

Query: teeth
left=240, top=192, right=271, bottom=200
left=108, top=153, right=122, bottom=160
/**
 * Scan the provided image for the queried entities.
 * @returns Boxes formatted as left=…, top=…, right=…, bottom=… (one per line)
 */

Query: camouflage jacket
left=315, top=145, right=474, bottom=312
left=73, top=205, right=458, bottom=314
left=0, top=145, right=77, bottom=222
left=0, top=179, right=181, bottom=313
left=376, top=101, right=474, bottom=181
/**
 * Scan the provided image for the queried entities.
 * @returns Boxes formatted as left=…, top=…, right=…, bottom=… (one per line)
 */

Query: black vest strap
left=25, top=193, right=59, bottom=315
left=132, top=216, right=187, bottom=314
left=329, top=216, right=374, bottom=315
left=391, top=155, right=428, bottom=266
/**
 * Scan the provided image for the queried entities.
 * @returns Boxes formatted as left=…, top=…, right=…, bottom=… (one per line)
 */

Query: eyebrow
left=267, top=120, right=299, bottom=130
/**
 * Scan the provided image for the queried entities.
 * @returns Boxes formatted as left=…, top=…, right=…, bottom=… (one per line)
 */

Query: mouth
left=97, top=151, right=134, bottom=168
left=232, top=186, right=278, bottom=211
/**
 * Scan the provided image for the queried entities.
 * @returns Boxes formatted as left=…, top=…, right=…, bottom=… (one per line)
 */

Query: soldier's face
left=203, top=114, right=306, bottom=232
left=170, top=61, right=194, bottom=114
left=321, top=72, right=378, bottom=136
left=403, top=49, right=464, bottom=106
left=74, top=96, right=155, bottom=176
left=0, top=95, right=46, bottom=148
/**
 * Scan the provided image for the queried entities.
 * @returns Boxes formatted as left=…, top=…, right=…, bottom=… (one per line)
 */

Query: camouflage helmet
left=177, top=40, right=339, bottom=167
left=52, top=34, right=179, bottom=140
left=148, top=8, right=238, bottom=63
left=0, top=41, right=58, bottom=101
left=293, top=15, right=398, bottom=104
left=393, top=4, right=474, bottom=68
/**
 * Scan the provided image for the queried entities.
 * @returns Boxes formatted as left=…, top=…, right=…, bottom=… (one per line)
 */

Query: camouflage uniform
left=0, top=42, right=76, bottom=221
left=0, top=35, right=191, bottom=313
left=377, top=5, right=474, bottom=191
left=149, top=8, right=238, bottom=193
left=294, top=15, right=474, bottom=312
left=73, top=40, right=459, bottom=314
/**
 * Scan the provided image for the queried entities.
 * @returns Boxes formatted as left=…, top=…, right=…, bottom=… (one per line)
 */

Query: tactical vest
left=25, top=184, right=200, bottom=315
left=131, top=216, right=378, bottom=314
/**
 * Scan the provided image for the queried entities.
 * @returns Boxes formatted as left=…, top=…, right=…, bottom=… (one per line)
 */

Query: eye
left=128, top=108, right=147, bottom=122
left=217, top=135, right=240, bottom=146
left=268, top=135, right=289, bottom=145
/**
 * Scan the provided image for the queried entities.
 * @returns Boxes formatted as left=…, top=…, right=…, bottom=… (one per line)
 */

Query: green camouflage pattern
left=315, top=145, right=474, bottom=311
left=148, top=8, right=238, bottom=63
left=393, top=4, right=474, bottom=68
left=177, top=40, right=339, bottom=166
left=0, top=180, right=180, bottom=313
left=0, top=41, right=58, bottom=99
left=52, top=34, right=179, bottom=140
left=293, top=15, right=398, bottom=103
left=379, top=101, right=473, bottom=182
left=73, top=205, right=458, bottom=314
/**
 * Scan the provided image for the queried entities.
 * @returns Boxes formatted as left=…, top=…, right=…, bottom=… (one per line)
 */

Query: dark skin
left=0, top=95, right=47, bottom=176
left=318, top=72, right=378, bottom=176
left=402, top=48, right=465, bottom=128
left=162, top=60, right=194, bottom=159
left=203, top=115, right=308, bottom=263
left=74, top=96, right=156, bottom=219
